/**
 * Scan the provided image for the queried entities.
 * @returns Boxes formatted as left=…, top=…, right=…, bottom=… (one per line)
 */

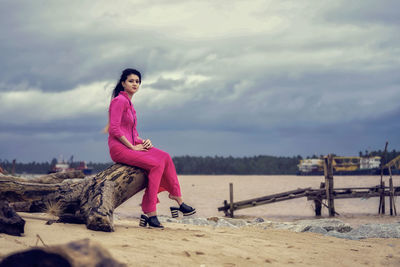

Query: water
left=116, top=175, right=400, bottom=223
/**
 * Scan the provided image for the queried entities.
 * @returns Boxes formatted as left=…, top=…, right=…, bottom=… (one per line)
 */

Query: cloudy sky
left=0, top=0, right=399, bottom=163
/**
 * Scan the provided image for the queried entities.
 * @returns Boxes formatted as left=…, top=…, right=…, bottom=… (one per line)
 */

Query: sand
left=3, top=174, right=400, bottom=266
left=1, top=213, right=400, bottom=266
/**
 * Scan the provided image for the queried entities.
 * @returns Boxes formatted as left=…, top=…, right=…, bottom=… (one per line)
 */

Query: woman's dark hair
left=112, top=68, right=142, bottom=98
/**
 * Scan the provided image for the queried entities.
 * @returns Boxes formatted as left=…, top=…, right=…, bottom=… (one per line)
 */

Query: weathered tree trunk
left=0, top=201, right=25, bottom=236
left=0, top=238, right=126, bottom=267
left=0, top=170, right=85, bottom=184
left=0, top=164, right=147, bottom=232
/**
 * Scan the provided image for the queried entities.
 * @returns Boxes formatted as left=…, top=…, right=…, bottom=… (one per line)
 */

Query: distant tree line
left=0, top=155, right=301, bottom=175
left=0, top=160, right=53, bottom=175
left=1, top=149, right=398, bottom=175
left=173, top=155, right=302, bottom=175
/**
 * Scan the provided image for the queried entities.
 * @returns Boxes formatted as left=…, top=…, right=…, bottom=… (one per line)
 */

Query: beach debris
left=160, top=216, right=241, bottom=228
left=207, top=216, right=219, bottom=222
left=44, top=200, right=63, bottom=218
left=0, top=201, right=25, bottom=236
left=0, top=164, right=148, bottom=232
left=35, top=234, right=48, bottom=247
left=299, top=219, right=352, bottom=233
left=253, top=217, right=264, bottom=223
left=302, top=226, right=328, bottom=235
left=0, top=238, right=126, bottom=267
left=326, top=223, right=400, bottom=240
left=272, top=219, right=352, bottom=233
left=224, top=218, right=248, bottom=227
left=184, top=217, right=215, bottom=226
left=268, top=218, right=400, bottom=240
left=145, top=214, right=400, bottom=240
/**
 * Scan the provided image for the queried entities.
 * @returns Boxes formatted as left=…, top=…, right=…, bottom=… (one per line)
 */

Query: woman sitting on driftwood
left=105, top=68, right=196, bottom=228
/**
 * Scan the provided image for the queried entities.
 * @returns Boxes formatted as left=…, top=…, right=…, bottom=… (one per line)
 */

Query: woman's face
left=122, top=74, right=141, bottom=96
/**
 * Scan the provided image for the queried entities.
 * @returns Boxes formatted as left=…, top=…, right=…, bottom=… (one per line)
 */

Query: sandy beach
left=1, top=213, right=400, bottom=266
left=2, top=175, right=400, bottom=266
left=116, top=175, right=400, bottom=222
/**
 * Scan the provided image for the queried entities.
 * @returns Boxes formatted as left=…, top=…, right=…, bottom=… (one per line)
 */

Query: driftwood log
left=0, top=164, right=147, bottom=232
left=0, top=170, right=85, bottom=184
left=0, top=201, right=25, bottom=236
left=0, top=238, right=126, bottom=267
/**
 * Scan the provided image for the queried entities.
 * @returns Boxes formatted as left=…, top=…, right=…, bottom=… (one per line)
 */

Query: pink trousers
left=110, top=144, right=182, bottom=213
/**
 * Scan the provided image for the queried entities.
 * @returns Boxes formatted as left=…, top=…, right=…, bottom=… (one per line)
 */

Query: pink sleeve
left=109, top=97, right=124, bottom=139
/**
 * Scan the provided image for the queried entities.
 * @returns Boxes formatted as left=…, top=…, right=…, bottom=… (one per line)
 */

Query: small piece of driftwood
left=0, top=201, right=25, bottom=236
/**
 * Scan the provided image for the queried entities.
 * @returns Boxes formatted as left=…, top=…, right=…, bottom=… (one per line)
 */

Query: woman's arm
left=109, top=98, right=125, bottom=139
left=119, top=136, right=147, bottom=151
left=109, top=98, right=147, bottom=151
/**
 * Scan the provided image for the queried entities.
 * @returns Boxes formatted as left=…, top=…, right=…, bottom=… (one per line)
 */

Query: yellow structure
left=332, top=157, right=360, bottom=171
left=384, top=155, right=400, bottom=170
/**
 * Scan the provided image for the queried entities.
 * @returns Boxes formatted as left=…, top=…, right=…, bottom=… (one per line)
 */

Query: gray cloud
left=324, top=0, right=400, bottom=25
left=0, top=0, right=399, bottom=162
left=147, top=77, right=186, bottom=91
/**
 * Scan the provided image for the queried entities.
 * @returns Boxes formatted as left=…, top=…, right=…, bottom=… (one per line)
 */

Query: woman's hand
left=143, top=139, right=153, bottom=149
left=132, top=144, right=148, bottom=151
left=119, top=136, right=147, bottom=151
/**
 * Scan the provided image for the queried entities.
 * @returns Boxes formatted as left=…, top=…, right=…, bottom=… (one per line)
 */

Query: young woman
left=107, top=68, right=195, bottom=228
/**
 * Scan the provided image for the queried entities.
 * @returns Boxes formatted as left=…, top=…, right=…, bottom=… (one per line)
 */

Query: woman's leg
left=159, top=151, right=182, bottom=198
left=110, top=145, right=185, bottom=212
left=141, top=161, right=164, bottom=214
left=111, top=145, right=165, bottom=214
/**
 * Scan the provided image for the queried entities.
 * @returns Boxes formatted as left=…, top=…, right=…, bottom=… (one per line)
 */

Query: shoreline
left=2, top=213, right=400, bottom=266
left=15, top=212, right=400, bottom=242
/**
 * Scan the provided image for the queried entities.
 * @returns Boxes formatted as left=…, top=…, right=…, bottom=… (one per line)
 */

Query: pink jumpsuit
left=108, top=91, right=182, bottom=213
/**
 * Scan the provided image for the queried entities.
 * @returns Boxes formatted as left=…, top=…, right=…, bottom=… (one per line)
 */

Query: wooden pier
left=218, top=154, right=400, bottom=218
left=218, top=183, right=400, bottom=218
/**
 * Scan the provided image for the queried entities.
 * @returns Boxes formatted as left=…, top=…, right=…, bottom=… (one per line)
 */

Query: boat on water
left=49, top=161, right=93, bottom=175
left=74, top=161, right=93, bottom=175
left=297, top=156, right=400, bottom=176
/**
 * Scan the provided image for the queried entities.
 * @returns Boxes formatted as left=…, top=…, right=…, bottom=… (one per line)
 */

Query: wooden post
left=379, top=141, right=388, bottom=214
left=381, top=181, right=386, bottom=214
left=223, top=200, right=229, bottom=217
left=389, top=176, right=394, bottom=216
left=314, top=182, right=324, bottom=216
left=314, top=199, right=322, bottom=216
left=229, top=183, right=234, bottom=218
left=324, top=155, right=335, bottom=217
left=379, top=179, right=386, bottom=214
left=379, top=183, right=384, bottom=214
left=389, top=167, right=397, bottom=216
